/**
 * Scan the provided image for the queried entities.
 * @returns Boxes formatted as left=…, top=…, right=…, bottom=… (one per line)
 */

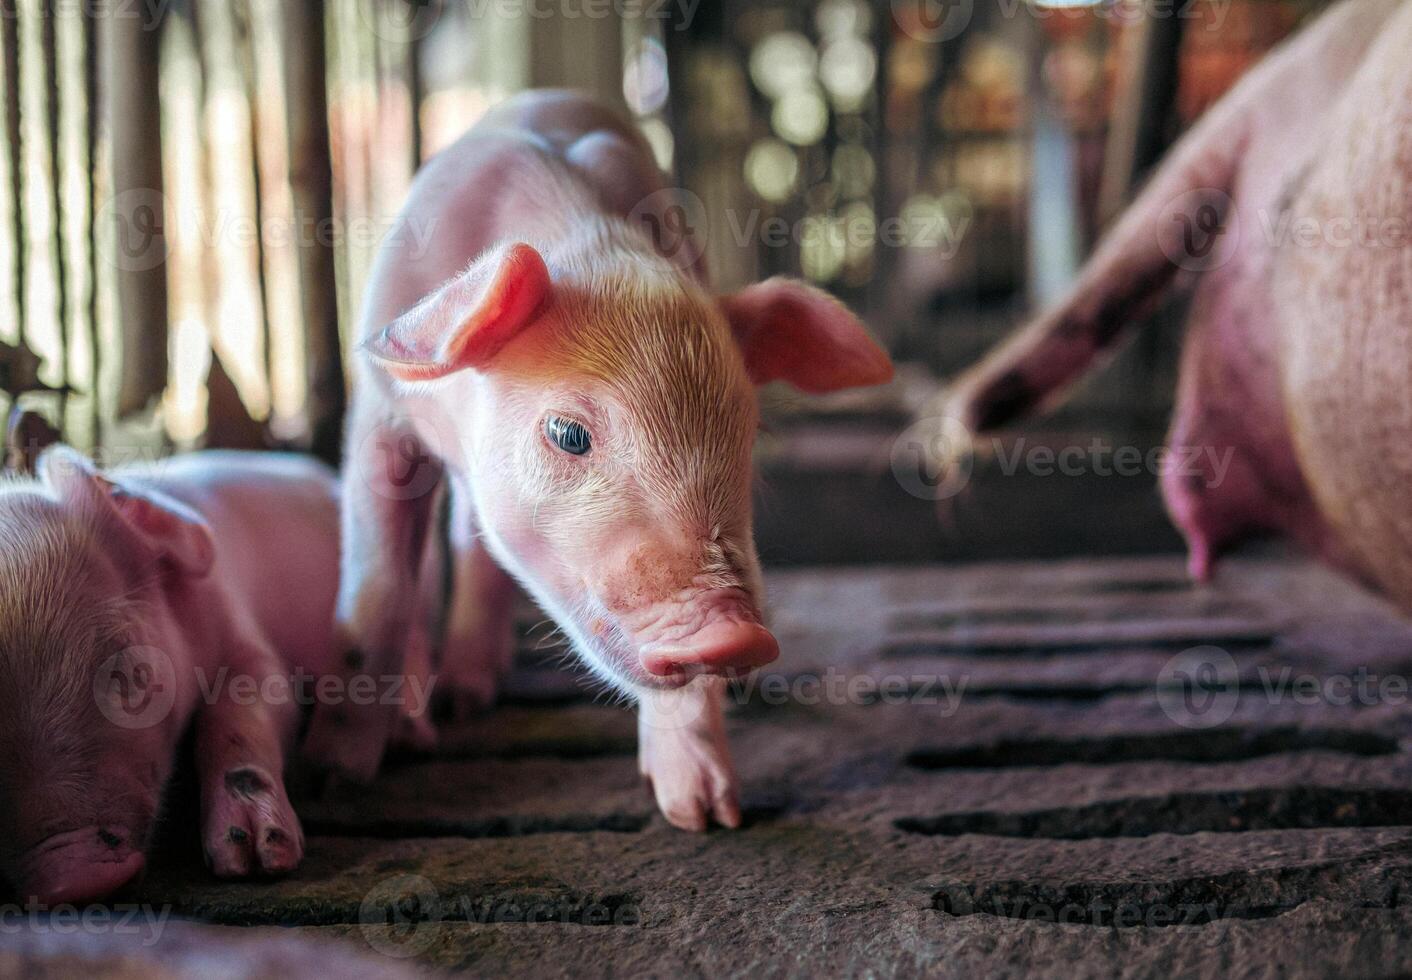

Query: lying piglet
left=0, top=448, right=347, bottom=904
left=303, top=89, right=894, bottom=830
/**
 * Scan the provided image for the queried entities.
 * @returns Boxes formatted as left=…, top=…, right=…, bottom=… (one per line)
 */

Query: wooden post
left=1098, top=7, right=1185, bottom=227
left=1, top=0, right=25, bottom=349
left=83, top=2, right=102, bottom=441
left=41, top=0, right=68, bottom=393
left=281, top=0, right=344, bottom=464
left=105, top=2, right=170, bottom=418
left=234, top=0, right=275, bottom=405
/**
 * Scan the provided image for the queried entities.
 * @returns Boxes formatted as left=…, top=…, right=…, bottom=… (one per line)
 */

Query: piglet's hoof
left=301, top=698, right=393, bottom=783
left=204, top=766, right=305, bottom=878
left=639, top=734, right=743, bottom=833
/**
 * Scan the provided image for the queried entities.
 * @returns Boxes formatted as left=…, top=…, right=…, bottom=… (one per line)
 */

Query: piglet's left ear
left=721, top=278, right=893, bottom=394
left=364, top=241, right=552, bottom=382
left=38, top=445, right=216, bottom=578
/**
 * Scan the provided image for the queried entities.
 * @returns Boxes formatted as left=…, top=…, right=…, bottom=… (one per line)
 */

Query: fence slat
left=282, top=0, right=343, bottom=464
left=107, top=3, right=170, bottom=418
left=2, top=0, right=25, bottom=352
left=41, top=0, right=67, bottom=395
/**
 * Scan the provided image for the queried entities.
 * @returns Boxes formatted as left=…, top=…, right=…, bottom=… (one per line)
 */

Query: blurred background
left=0, top=0, right=1326, bottom=563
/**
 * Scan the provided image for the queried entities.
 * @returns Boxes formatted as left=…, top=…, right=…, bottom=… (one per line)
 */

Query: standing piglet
left=0, top=448, right=345, bottom=904
left=304, top=90, right=893, bottom=829
left=945, top=0, right=1412, bottom=602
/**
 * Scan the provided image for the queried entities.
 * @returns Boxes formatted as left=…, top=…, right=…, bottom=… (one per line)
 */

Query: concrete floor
left=7, top=554, right=1412, bottom=977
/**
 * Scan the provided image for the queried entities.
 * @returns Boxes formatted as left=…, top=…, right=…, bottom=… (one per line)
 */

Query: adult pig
left=0, top=448, right=345, bottom=904
left=944, top=0, right=1412, bottom=599
left=306, top=89, right=893, bottom=830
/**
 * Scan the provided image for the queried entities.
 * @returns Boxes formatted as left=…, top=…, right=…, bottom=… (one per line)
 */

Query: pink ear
left=721, top=278, right=894, bottom=394
left=37, top=446, right=216, bottom=578
left=364, top=242, right=552, bottom=382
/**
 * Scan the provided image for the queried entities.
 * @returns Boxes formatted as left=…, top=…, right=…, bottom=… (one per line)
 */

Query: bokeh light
left=745, top=138, right=800, bottom=202
left=772, top=87, right=830, bottom=145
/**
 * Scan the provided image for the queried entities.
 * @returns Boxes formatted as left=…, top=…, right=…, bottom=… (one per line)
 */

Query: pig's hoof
left=204, top=765, right=305, bottom=878
left=639, top=739, right=742, bottom=832
left=301, top=702, right=390, bottom=782
left=432, top=669, right=499, bottom=725
left=393, top=708, right=439, bottom=753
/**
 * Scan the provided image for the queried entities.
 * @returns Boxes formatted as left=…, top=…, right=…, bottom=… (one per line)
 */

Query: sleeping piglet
left=0, top=448, right=358, bottom=904
left=302, top=89, right=894, bottom=830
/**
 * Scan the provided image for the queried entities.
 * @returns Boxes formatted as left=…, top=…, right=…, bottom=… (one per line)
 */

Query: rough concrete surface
left=6, top=555, right=1412, bottom=978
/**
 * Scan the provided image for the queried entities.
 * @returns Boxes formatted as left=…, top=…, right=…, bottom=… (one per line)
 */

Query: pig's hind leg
left=304, top=408, right=444, bottom=780
left=196, top=641, right=304, bottom=878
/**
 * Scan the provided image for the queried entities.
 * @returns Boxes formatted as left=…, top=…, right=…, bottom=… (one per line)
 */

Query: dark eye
left=545, top=415, right=592, bottom=456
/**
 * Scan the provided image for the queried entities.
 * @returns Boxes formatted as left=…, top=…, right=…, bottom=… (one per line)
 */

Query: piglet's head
left=365, top=239, right=892, bottom=691
left=0, top=446, right=212, bottom=905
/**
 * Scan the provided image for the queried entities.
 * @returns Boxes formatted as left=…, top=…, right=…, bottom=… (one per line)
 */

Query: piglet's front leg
left=196, top=643, right=304, bottom=878
left=638, top=678, right=741, bottom=832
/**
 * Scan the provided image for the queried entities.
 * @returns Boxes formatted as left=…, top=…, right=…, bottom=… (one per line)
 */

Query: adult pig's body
left=947, top=0, right=1411, bottom=597
left=310, top=90, right=892, bottom=829
left=0, top=450, right=343, bottom=904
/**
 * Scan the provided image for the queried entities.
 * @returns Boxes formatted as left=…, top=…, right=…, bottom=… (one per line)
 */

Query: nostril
left=641, top=622, right=780, bottom=677
left=17, top=827, right=146, bottom=906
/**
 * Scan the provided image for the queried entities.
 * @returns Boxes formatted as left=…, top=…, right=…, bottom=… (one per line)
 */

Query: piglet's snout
left=640, top=619, right=780, bottom=678
left=16, top=825, right=146, bottom=905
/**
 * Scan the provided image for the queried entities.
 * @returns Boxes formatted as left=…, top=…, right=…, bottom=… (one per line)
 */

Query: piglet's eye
left=545, top=415, right=592, bottom=456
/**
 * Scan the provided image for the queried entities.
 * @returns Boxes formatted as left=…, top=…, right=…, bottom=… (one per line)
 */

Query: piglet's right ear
left=38, top=445, right=216, bottom=578
left=363, top=242, right=552, bottom=382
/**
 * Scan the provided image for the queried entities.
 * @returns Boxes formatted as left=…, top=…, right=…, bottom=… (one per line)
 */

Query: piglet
left=302, top=89, right=894, bottom=830
left=0, top=448, right=351, bottom=904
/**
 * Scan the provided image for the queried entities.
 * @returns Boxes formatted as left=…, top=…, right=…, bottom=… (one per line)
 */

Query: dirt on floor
left=6, top=555, right=1412, bottom=978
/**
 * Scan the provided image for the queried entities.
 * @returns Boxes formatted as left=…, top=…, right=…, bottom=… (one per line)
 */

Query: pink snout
left=641, top=620, right=780, bottom=678
left=16, top=826, right=146, bottom=905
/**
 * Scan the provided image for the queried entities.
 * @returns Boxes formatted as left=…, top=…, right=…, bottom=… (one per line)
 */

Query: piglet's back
left=129, top=451, right=342, bottom=675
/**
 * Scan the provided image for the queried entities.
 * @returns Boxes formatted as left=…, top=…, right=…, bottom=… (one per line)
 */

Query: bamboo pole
left=41, top=0, right=68, bottom=395
left=83, top=0, right=101, bottom=441
left=281, top=0, right=343, bottom=464
left=234, top=0, right=274, bottom=403
left=2, top=0, right=25, bottom=350
left=106, top=1, right=170, bottom=418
